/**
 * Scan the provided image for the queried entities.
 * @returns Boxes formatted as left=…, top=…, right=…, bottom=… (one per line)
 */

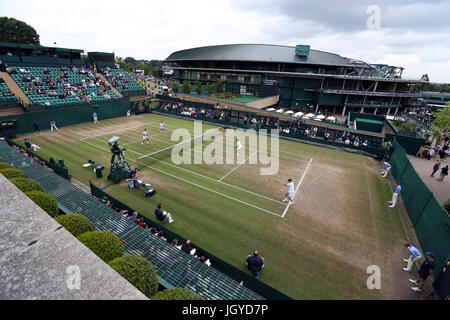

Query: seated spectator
left=246, top=250, right=265, bottom=279
left=149, top=227, right=158, bottom=235
left=171, top=238, right=182, bottom=249
left=128, top=211, right=139, bottom=223
left=157, top=230, right=167, bottom=241
left=154, top=204, right=174, bottom=223
left=137, top=218, right=146, bottom=227
left=198, top=256, right=211, bottom=267
left=181, top=240, right=196, bottom=256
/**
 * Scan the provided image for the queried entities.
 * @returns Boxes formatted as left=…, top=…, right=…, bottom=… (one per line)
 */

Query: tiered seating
left=101, top=67, right=146, bottom=95
left=0, top=77, right=16, bottom=103
left=9, top=66, right=120, bottom=108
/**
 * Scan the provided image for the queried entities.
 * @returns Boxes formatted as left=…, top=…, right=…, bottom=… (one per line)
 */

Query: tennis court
left=14, top=113, right=409, bottom=299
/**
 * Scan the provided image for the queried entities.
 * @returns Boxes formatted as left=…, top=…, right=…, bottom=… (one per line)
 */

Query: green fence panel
left=400, top=162, right=434, bottom=225
left=0, top=101, right=131, bottom=137
left=414, top=198, right=450, bottom=279
left=390, top=139, right=450, bottom=279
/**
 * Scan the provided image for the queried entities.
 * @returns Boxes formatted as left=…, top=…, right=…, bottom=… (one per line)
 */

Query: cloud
left=0, top=0, right=448, bottom=82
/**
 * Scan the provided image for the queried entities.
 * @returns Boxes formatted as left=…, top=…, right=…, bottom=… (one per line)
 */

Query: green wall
left=0, top=101, right=131, bottom=136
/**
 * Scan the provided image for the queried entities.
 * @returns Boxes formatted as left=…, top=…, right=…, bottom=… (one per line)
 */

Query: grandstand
left=0, top=42, right=145, bottom=112
left=165, top=44, right=426, bottom=117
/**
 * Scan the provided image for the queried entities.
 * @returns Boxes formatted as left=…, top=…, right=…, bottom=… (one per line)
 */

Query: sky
left=1, top=0, right=449, bottom=82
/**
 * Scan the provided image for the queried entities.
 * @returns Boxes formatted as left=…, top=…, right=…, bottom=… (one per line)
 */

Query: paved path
left=407, top=155, right=449, bottom=205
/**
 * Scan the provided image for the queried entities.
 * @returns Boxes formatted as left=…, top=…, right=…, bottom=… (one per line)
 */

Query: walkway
left=407, top=155, right=449, bottom=205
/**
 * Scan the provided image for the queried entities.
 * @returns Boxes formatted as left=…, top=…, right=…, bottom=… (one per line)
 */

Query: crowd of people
left=10, top=143, right=50, bottom=168
left=0, top=76, right=15, bottom=98
left=100, top=67, right=130, bottom=91
left=160, top=101, right=374, bottom=149
left=6, top=65, right=116, bottom=104
left=99, top=196, right=212, bottom=267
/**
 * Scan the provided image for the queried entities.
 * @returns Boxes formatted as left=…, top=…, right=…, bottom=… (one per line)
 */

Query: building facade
left=165, top=44, right=425, bottom=116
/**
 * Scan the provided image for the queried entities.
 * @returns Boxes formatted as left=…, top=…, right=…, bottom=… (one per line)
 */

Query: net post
left=136, top=157, right=140, bottom=170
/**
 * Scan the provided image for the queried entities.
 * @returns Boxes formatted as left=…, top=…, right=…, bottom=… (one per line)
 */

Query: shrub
left=0, top=168, right=28, bottom=179
left=9, top=177, right=45, bottom=193
left=109, top=255, right=159, bottom=298
left=151, top=288, right=204, bottom=300
left=0, top=161, right=12, bottom=169
left=77, top=231, right=124, bottom=263
left=25, top=191, right=59, bottom=217
left=55, top=214, right=95, bottom=237
left=444, top=199, right=450, bottom=214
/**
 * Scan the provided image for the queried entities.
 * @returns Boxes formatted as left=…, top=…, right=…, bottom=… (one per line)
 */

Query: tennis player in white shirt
left=282, top=179, right=295, bottom=205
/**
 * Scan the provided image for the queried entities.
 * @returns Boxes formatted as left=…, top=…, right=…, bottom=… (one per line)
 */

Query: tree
left=207, top=83, right=215, bottom=95
left=169, top=81, right=180, bottom=90
left=182, top=81, right=192, bottom=94
left=224, top=80, right=232, bottom=93
left=195, top=82, right=203, bottom=95
left=431, top=106, right=450, bottom=135
left=0, top=17, right=40, bottom=45
left=397, top=120, right=416, bottom=132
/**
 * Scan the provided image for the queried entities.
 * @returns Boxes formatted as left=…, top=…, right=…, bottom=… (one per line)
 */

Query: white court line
left=79, top=121, right=160, bottom=141
left=153, top=121, right=312, bottom=161
left=79, top=139, right=283, bottom=218
left=87, top=136, right=284, bottom=205
left=137, top=127, right=221, bottom=160
left=281, top=158, right=313, bottom=218
left=218, top=151, right=258, bottom=182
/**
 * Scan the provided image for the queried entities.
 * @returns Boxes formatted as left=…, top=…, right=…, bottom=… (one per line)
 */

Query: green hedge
left=151, top=288, right=204, bottom=300
left=0, top=162, right=12, bottom=169
left=55, top=214, right=96, bottom=237
left=77, top=231, right=124, bottom=263
left=9, top=178, right=45, bottom=193
left=0, top=168, right=28, bottom=179
left=24, top=191, right=59, bottom=217
left=444, top=199, right=450, bottom=214
left=108, top=255, right=159, bottom=298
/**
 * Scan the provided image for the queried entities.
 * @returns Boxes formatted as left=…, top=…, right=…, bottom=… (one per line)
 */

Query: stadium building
left=165, top=44, right=425, bottom=116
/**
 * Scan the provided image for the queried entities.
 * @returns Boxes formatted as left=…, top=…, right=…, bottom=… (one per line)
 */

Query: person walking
left=409, top=252, right=435, bottom=293
left=246, top=250, right=265, bottom=279
left=437, top=165, right=448, bottom=181
left=402, top=243, right=422, bottom=272
left=388, top=182, right=401, bottom=208
left=431, top=160, right=441, bottom=177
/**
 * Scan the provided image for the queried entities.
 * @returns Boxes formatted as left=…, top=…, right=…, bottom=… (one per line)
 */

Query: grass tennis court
left=228, top=95, right=262, bottom=103
left=14, top=113, right=409, bottom=299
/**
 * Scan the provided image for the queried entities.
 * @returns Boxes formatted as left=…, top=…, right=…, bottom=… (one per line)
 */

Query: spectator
left=171, top=238, right=182, bottom=249
left=181, top=240, right=196, bottom=256
left=246, top=250, right=265, bottom=279
left=436, top=165, right=448, bottom=181
left=157, top=230, right=167, bottom=241
left=431, top=160, right=441, bottom=178
left=128, top=211, right=139, bottom=223
left=402, top=243, right=422, bottom=272
left=409, top=252, right=435, bottom=292
left=154, top=204, right=174, bottom=223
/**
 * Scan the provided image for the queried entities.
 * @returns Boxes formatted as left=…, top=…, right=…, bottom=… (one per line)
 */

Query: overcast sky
left=1, top=0, right=449, bottom=82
